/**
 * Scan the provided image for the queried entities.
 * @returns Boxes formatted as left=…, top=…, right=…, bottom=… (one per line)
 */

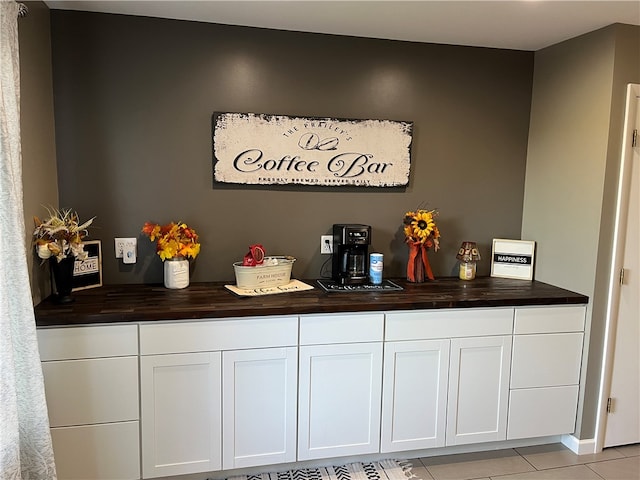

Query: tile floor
left=407, top=443, right=640, bottom=480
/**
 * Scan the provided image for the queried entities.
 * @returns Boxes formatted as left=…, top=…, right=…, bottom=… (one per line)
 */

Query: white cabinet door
left=140, top=352, right=222, bottom=478
left=222, top=347, right=297, bottom=469
left=298, top=342, right=383, bottom=460
left=447, top=336, right=512, bottom=446
left=381, top=339, right=450, bottom=452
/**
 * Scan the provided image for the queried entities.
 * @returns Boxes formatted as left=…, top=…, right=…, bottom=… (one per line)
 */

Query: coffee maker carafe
left=332, top=224, right=371, bottom=285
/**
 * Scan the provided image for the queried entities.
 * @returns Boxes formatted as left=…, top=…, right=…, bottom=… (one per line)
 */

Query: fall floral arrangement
left=33, top=207, right=94, bottom=263
left=403, top=208, right=440, bottom=250
left=403, top=207, right=440, bottom=281
left=142, top=221, right=200, bottom=261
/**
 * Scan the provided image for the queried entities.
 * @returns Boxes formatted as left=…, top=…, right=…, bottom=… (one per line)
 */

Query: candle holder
left=456, top=241, right=481, bottom=280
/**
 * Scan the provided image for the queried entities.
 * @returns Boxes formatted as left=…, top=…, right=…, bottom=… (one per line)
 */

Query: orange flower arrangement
left=142, top=221, right=200, bottom=261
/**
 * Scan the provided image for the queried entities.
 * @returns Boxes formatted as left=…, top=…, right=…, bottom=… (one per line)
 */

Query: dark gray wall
left=50, top=11, right=533, bottom=284
left=20, top=1, right=59, bottom=304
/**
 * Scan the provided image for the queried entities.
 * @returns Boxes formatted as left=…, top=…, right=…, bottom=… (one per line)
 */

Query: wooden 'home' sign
left=212, top=112, right=412, bottom=187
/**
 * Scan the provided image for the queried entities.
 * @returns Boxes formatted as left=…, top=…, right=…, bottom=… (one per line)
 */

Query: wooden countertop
left=34, top=277, right=589, bottom=327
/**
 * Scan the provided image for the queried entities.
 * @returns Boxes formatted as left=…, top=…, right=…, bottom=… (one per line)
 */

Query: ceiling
left=43, top=0, right=640, bottom=51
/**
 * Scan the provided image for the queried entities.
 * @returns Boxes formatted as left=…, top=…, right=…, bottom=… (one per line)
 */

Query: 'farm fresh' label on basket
left=256, top=271, right=288, bottom=281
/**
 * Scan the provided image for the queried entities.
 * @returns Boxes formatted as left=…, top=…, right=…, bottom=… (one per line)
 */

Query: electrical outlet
left=321, top=235, right=333, bottom=254
left=115, top=237, right=137, bottom=262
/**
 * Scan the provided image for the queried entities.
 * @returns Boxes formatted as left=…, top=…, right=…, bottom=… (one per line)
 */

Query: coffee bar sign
left=212, top=112, right=413, bottom=187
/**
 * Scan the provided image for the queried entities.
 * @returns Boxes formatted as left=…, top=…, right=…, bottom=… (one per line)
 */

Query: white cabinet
left=140, top=352, right=222, bottom=478
left=37, top=302, right=588, bottom=478
left=37, top=325, right=140, bottom=480
left=507, top=306, right=585, bottom=440
left=447, top=335, right=512, bottom=446
left=297, top=313, right=384, bottom=461
left=139, top=315, right=298, bottom=478
left=380, top=339, right=450, bottom=452
left=384, top=308, right=513, bottom=448
left=222, top=347, right=298, bottom=469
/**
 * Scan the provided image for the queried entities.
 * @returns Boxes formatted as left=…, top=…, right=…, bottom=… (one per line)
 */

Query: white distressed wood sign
left=212, top=112, right=412, bottom=187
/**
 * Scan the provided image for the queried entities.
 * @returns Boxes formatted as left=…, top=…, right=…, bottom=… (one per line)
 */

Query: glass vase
left=50, top=256, right=75, bottom=304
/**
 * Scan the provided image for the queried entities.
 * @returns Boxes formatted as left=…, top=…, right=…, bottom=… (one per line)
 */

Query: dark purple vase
left=50, top=256, right=75, bottom=304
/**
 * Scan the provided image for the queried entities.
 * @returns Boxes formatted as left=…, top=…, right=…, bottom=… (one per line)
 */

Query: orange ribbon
left=407, top=242, right=434, bottom=282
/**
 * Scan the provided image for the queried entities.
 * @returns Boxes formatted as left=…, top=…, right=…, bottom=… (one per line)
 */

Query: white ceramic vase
left=164, top=257, right=189, bottom=289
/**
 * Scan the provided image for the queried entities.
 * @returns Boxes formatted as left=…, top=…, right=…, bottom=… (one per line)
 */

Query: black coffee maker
left=332, top=224, right=371, bottom=285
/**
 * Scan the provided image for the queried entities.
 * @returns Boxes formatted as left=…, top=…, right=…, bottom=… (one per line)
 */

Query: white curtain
left=0, top=1, right=57, bottom=478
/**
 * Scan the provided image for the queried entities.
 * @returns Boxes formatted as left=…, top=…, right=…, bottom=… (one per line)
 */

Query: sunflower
left=403, top=208, right=440, bottom=249
left=411, top=210, right=435, bottom=239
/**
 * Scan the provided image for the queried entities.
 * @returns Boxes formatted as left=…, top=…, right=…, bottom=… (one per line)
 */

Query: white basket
left=233, top=256, right=296, bottom=289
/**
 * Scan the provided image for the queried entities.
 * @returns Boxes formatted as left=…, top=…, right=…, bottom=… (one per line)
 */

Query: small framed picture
left=72, top=240, right=103, bottom=291
left=491, top=239, right=536, bottom=281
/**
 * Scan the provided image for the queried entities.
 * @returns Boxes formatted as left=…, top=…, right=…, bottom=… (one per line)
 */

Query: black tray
left=316, top=279, right=403, bottom=292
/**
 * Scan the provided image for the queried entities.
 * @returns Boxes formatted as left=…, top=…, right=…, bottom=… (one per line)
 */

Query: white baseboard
left=561, top=435, right=597, bottom=455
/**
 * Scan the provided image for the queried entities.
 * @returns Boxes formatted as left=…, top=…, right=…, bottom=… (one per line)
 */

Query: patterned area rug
left=223, top=460, right=417, bottom=480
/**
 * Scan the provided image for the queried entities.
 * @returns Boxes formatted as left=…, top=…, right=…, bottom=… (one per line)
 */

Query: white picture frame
left=491, top=238, right=536, bottom=280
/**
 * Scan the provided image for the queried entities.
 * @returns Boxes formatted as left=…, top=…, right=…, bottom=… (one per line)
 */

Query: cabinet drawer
left=37, top=324, right=138, bottom=360
left=140, top=316, right=298, bottom=354
left=507, top=386, right=578, bottom=440
left=51, top=421, right=140, bottom=480
left=385, top=308, right=513, bottom=341
left=300, top=312, right=384, bottom=345
left=43, top=356, right=139, bottom=427
left=514, top=306, right=586, bottom=334
left=511, top=333, right=583, bottom=388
